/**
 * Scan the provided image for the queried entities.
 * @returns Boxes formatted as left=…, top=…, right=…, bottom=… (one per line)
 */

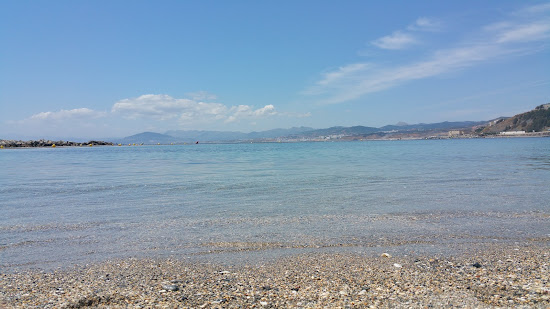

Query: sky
left=1, top=0, right=549, bottom=140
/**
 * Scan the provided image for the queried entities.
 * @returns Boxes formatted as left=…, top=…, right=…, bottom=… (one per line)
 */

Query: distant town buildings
left=499, top=131, right=526, bottom=135
left=448, top=130, right=463, bottom=137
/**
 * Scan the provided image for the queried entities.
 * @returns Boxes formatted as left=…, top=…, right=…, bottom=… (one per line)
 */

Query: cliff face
left=482, top=104, right=550, bottom=134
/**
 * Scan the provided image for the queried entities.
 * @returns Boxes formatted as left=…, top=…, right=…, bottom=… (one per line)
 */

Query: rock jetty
left=0, top=139, right=113, bottom=148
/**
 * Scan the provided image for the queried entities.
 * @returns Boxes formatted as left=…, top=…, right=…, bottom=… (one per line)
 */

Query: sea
left=1, top=138, right=549, bottom=271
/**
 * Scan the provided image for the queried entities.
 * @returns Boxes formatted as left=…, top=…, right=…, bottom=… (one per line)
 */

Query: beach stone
left=161, top=284, right=179, bottom=291
left=472, top=262, right=482, bottom=268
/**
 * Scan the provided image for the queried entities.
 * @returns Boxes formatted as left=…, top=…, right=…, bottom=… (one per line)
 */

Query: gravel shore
left=1, top=243, right=548, bottom=308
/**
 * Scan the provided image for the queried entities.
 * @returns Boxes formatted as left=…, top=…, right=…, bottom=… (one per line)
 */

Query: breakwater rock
left=0, top=139, right=113, bottom=148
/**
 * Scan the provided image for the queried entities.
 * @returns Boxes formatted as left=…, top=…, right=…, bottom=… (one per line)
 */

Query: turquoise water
left=1, top=138, right=549, bottom=270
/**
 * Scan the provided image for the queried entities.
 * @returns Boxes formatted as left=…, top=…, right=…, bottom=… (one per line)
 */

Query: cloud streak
left=306, top=5, right=550, bottom=105
left=408, top=17, right=441, bottom=32
left=370, top=17, right=440, bottom=51
left=371, top=31, right=417, bottom=50
left=28, top=108, right=106, bottom=121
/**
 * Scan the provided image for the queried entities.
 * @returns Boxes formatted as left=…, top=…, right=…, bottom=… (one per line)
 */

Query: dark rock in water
left=472, top=262, right=482, bottom=268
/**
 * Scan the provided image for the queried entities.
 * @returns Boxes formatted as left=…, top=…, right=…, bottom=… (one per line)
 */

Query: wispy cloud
left=7, top=108, right=109, bottom=139
left=306, top=4, right=550, bottom=105
left=371, top=31, right=417, bottom=50
left=494, top=22, right=550, bottom=43
left=516, top=2, right=550, bottom=15
left=28, top=108, right=106, bottom=121
left=186, top=90, right=218, bottom=101
left=408, top=17, right=441, bottom=32
left=370, top=17, right=441, bottom=51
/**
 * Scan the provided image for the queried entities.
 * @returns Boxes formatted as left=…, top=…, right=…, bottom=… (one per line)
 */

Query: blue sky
left=1, top=0, right=549, bottom=139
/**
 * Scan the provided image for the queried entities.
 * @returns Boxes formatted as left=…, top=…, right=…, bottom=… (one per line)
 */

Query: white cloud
left=226, top=104, right=277, bottom=123
left=28, top=108, right=106, bottom=121
left=112, top=94, right=219, bottom=120
left=112, top=94, right=282, bottom=125
left=306, top=5, right=550, bottom=105
left=371, top=31, right=417, bottom=50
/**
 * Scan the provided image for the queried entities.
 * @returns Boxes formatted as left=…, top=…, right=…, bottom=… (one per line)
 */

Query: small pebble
left=161, top=284, right=179, bottom=291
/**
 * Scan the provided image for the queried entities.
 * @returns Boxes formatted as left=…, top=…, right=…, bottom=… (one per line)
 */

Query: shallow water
left=1, top=138, right=549, bottom=270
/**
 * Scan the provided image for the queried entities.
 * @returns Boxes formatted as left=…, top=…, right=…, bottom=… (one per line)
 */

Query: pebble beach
left=2, top=243, right=548, bottom=308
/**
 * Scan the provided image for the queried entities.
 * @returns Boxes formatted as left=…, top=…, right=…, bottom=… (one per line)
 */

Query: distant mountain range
left=115, top=121, right=489, bottom=144
left=117, top=127, right=315, bottom=144
left=114, top=104, right=550, bottom=144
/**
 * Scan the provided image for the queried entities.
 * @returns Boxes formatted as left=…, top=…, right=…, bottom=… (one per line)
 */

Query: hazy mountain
left=117, top=132, right=177, bottom=144
left=297, top=126, right=379, bottom=137
left=165, top=130, right=248, bottom=142
left=245, top=127, right=314, bottom=139
left=165, top=127, right=315, bottom=142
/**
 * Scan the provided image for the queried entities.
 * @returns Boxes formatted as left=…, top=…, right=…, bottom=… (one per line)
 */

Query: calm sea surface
left=1, top=138, right=549, bottom=270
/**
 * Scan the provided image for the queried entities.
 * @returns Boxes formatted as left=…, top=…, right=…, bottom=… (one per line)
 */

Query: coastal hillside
left=482, top=104, right=550, bottom=134
left=118, top=132, right=177, bottom=144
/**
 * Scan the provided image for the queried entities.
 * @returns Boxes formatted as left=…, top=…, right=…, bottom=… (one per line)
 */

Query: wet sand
left=1, top=243, right=548, bottom=308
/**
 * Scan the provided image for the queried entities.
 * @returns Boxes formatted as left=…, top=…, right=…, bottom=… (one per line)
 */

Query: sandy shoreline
left=1, top=243, right=548, bottom=308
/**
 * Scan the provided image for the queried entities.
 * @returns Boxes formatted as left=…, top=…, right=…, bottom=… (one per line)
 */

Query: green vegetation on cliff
left=482, top=104, right=550, bottom=134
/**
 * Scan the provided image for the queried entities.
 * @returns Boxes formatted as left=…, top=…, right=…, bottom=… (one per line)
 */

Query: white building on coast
left=499, top=131, right=526, bottom=135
